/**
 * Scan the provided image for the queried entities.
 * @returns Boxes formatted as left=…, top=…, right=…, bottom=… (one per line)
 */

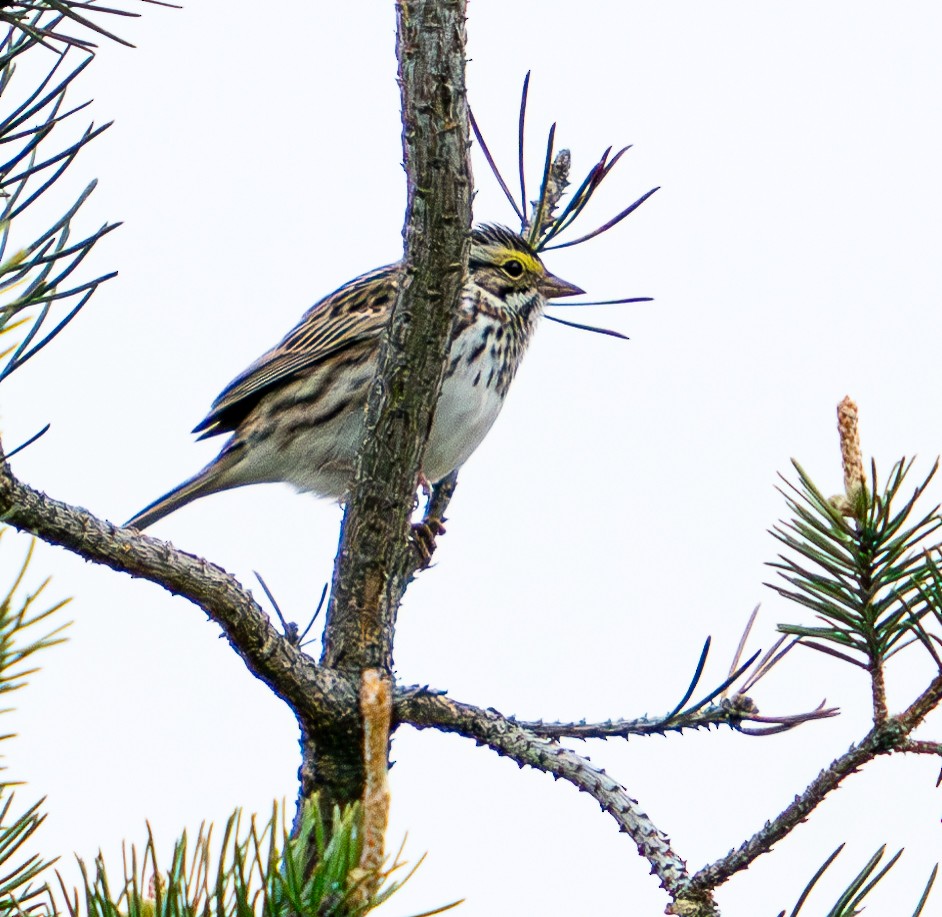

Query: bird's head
left=469, top=224, right=584, bottom=308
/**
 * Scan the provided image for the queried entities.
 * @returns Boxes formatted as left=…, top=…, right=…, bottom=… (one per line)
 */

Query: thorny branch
left=310, top=0, right=474, bottom=831
left=684, top=670, right=942, bottom=896
left=903, top=739, right=942, bottom=757
left=519, top=623, right=838, bottom=741
left=516, top=702, right=837, bottom=741
left=395, top=688, right=690, bottom=894
left=0, top=464, right=357, bottom=724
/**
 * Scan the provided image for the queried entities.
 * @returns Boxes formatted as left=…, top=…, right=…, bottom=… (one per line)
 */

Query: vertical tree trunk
left=300, top=0, right=473, bottom=830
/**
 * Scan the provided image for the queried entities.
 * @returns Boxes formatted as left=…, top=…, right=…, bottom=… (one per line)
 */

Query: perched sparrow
left=128, top=224, right=582, bottom=529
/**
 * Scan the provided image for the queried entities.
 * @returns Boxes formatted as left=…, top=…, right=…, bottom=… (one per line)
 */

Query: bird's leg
left=417, top=471, right=432, bottom=500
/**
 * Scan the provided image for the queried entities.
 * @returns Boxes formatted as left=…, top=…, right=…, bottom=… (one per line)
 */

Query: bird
left=127, top=224, right=583, bottom=530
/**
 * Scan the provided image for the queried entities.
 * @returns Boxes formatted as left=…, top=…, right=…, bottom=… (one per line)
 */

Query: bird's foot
left=410, top=516, right=446, bottom=567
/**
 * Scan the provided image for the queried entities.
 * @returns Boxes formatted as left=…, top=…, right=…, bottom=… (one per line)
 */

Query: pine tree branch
left=870, top=655, right=888, bottom=724
left=395, top=688, right=691, bottom=897
left=316, top=0, right=472, bottom=813
left=683, top=670, right=942, bottom=896
left=0, top=455, right=355, bottom=728
left=515, top=701, right=837, bottom=740
left=897, top=670, right=942, bottom=730
left=510, top=623, right=837, bottom=740
left=322, top=0, right=471, bottom=674
left=902, top=739, right=942, bottom=757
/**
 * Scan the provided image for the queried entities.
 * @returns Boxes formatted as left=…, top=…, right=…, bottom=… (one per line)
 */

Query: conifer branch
left=395, top=688, right=691, bottom=896
left=0, top=456, right=353, bottom=727
left=317, top=0, right=473, bottom=820
left=515, top=702, right=837, bottom=741
left=902, top=739, right=942, bottom=758
left=684, top=678, right=942, bottom=896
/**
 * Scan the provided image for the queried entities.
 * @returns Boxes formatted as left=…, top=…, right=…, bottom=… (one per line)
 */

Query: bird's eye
left=502, top=259, right=524, bottom=279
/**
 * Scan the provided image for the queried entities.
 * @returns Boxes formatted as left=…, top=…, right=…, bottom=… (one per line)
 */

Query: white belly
left=424, top=365, right=505, bottom=482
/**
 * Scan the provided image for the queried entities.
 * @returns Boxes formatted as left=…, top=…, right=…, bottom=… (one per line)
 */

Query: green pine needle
left=0, top=530, right=69, bottom=917
left=770, top=459, right=942, bottom=667
left=781, top=844, right=937, bottom=917
left=0, top=17, right=119, bottom=384
left=67, top=800, right=459, bottom=917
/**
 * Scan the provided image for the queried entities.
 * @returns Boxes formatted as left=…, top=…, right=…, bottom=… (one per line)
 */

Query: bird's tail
left=126, top=460, right=237, bottom=530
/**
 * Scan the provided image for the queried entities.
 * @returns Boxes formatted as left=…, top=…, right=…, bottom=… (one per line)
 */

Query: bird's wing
left=193, top=265, right=398, bottom=437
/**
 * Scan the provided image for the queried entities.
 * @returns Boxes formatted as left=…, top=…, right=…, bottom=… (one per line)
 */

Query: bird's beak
left=538, top=272, right=585, bottom=300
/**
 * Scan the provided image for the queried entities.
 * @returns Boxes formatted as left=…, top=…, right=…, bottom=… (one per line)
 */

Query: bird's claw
left=410, top=516, right=446, bottom=567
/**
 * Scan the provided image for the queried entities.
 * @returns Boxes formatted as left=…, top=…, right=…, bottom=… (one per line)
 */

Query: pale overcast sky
left=4, top=3, right=942, bottom=915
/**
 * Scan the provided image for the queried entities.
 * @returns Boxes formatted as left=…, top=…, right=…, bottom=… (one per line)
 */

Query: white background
left=4, top=2, right=942, bottom=914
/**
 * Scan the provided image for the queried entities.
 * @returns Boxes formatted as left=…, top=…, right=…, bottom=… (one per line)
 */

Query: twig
left=515, top=618, right=837, bottom=740
left=902, top=740, right=942, bottom=757
left=683, top=671, right=942, bottom=894
left=515, top=702, right=838, bottom=741
left=395, top=688, right=690, bottom=896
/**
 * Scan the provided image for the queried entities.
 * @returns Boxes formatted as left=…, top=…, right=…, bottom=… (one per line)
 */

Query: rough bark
left=312, top=0, right=472, bottom=812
